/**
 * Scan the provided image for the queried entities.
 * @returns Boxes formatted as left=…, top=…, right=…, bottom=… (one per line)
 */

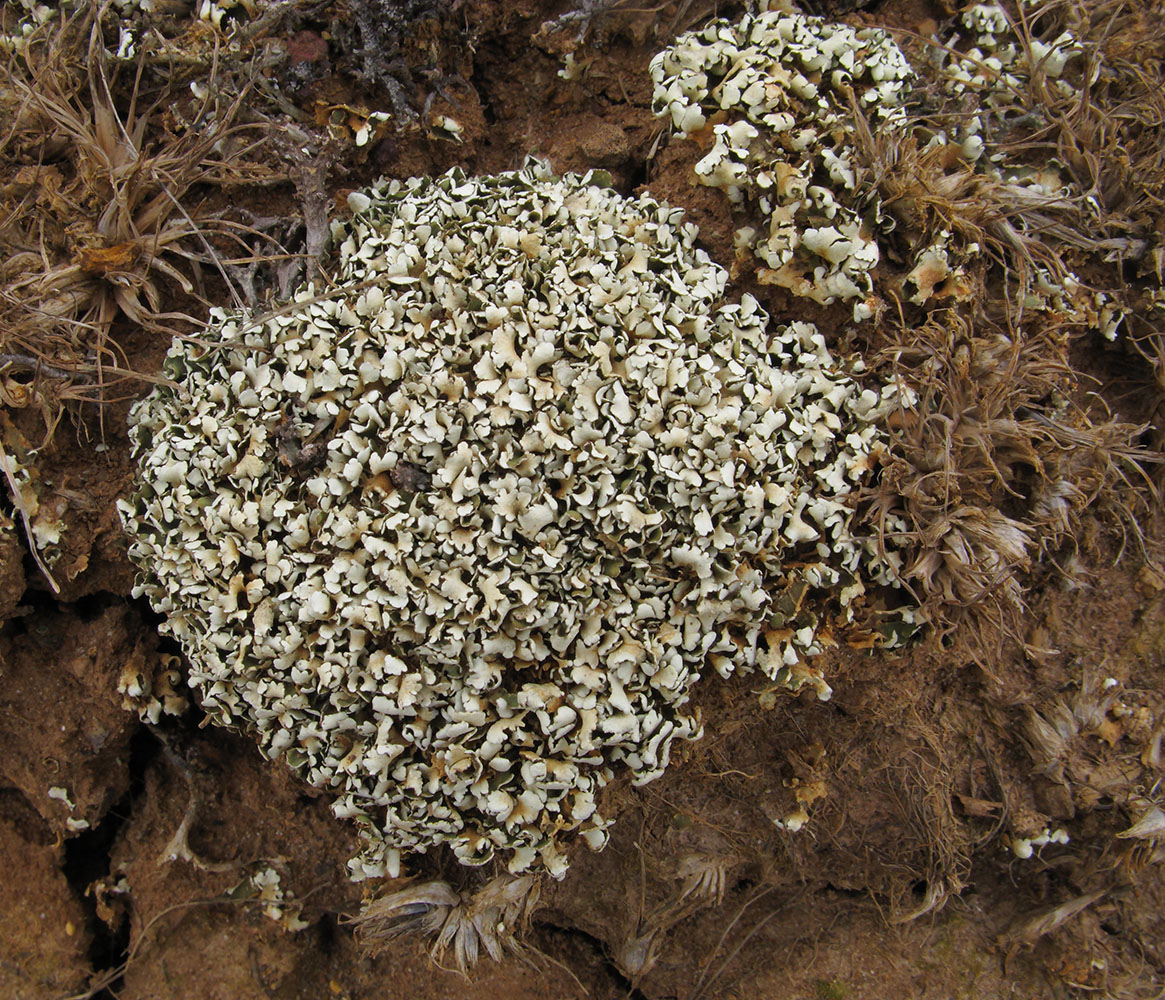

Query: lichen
left=650, top=4, right=914, bottom=318
left=649, top=1, right=1128, bottom=334
left=119, top=159, right=915, bottom=879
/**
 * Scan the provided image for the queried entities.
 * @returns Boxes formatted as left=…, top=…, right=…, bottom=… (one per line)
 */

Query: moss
left=813, top=978, right=848, bottom=1000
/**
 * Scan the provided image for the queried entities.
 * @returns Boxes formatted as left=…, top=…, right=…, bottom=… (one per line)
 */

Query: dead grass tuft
left=862, top=0, right=1165, bottom=287
left=349, top=875, right=542, bottom=975
left=0, top=7, right=270, bottom=441
left=860, top=312, right=1157, bottom=653
left=846, top=0, right=1165, bottom=651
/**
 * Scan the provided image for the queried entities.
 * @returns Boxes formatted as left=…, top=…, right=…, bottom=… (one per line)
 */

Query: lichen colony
left=119, top=161, right=913, bottom=878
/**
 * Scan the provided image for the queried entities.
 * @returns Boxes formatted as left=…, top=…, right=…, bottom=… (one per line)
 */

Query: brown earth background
left=2, top=1, right=1165, bottom=998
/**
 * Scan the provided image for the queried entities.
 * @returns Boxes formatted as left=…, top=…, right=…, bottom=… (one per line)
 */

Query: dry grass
left=846, top=0, right=1165, bottom=653
left=536, top=0, right=728, bottom=45
left=862, top=0, right=1165, bottom=284
left=859, top=313, right=1157, bottom=652
left=349, top=875, right=542, bottom=974
left=0, top=7, right=270, bottom=440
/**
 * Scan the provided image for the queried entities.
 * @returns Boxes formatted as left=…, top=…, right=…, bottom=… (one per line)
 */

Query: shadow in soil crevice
left=59, top=725, right=162, bottom=1000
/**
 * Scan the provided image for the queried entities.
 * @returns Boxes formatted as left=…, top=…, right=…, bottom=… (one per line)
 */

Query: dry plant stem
left=0, top=353, right=81, bottom=381
left=689, top=885, right=791, bottom=1000
left=857, top=21, right=1156, bottom=305
left=154, top=744, right=239, bottom=874
left=58, top=887, right=327, bottom=1000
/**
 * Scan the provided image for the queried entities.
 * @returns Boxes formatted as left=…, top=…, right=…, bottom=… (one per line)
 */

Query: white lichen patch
left=1009, top=826, right=1069, bottom=859
left=429, top=114, right=464, bottom=143
left=237, top=864, right=310, bottom=931
left=0, top=0, right=54, bottom=52
left=195, top=0, right=256, bottom=29
left=120, top=159, right=914, bottom=880
left=918, top=4, right=1122, bottom=331
left=1018, top=267, right=1123, bottom=338
left=118, top=653, right=190, bottom=724
left=650, top=2, right=913, bottom=317
left=650, top=2, right=1129, bottom=340
left=903, top=230, right=978, bottom=307
left=0, top=414, right=67, bottom=590
left=931, top=1, right=1084, bottom=172
left=47, top=785, right=90, bottom=832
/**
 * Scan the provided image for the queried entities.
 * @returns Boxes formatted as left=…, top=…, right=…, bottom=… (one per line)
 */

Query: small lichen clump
left=935, top=2, right=1084, bottom=170
left=650, top=4, right=914, bottom=318
left=120, top=160, right=911, bottom=879
left=918, top=2, right=1120, bottom=332
left=650, top=2, right=1123, bottom=333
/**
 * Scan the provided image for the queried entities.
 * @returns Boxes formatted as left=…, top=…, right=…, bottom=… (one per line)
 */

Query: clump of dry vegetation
left=0, top=7, right=267, bottom=440
left=851, top=0, right=1165, bottom=654
left=350, top=876, right=542, bottom=974
left=860, top=313, right=1157, bottom=654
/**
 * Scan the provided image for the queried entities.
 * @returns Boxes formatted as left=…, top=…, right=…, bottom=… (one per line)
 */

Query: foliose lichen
left=119, top=159, right=914, bottom=879
left=1, top=0, right=55, bottom=53
left=919, top=2, right=1121, bottom=334
left=650, top=3, right=914, bottom=319
left=648, top=1, right=1127, bottom=334
left=935, top=1, right=1084, bottom=170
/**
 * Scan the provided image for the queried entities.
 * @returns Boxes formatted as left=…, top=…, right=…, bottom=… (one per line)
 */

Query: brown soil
left=2, top=2, right=1164, bottom=999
